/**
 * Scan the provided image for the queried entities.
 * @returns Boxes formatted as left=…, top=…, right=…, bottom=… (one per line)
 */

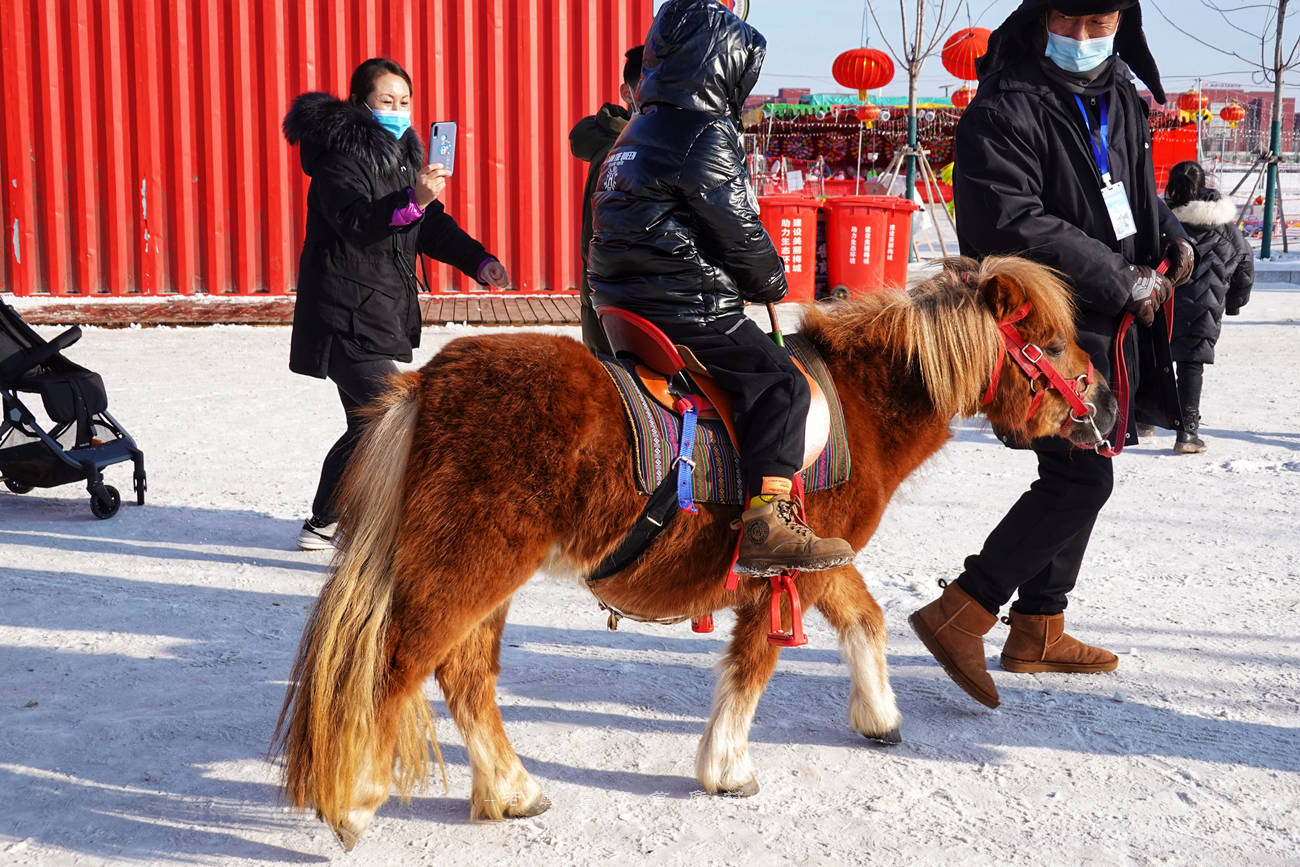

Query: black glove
left=1124, top=265, right=1173, bottom=327
left=746, top=274, right=789, bottom=305
left=1226, top=305, right=1241, bottom=316
left=1163, top=237, right=1196, bottom=287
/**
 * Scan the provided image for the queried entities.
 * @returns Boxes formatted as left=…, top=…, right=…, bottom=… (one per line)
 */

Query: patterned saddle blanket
left=598, top=333, right=851, bottom=506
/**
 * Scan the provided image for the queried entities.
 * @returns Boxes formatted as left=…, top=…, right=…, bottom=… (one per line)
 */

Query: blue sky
left=651, top=1, right=1300, bottom=101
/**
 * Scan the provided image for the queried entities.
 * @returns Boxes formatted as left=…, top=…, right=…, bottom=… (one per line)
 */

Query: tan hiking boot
left=999, top=611, right=1118, bottom=673
left=909, top=580, right=1000, bottom=708
left=732, top=495, right=854, bottom=576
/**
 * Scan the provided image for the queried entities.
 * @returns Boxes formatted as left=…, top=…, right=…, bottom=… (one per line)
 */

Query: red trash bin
left=878, top=196, right=920, bottom=289
left=823, top=195, right=919, bottom=296
left=758, top=195, right=819, bottom=303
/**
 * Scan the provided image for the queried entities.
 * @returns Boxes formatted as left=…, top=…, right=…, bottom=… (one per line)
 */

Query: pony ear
left=977, top=271, right=1031, bottom=322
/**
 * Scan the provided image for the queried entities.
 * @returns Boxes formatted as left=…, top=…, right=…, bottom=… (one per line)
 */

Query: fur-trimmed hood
left=1171, top=191, right=1238, bottom=227
left=283, top=91, right=424, bottom=177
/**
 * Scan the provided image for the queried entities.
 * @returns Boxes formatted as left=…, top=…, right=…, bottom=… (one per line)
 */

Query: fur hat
left=977, top=0, right=1165, bottom=103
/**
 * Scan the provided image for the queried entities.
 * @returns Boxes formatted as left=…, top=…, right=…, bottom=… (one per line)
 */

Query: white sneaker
left=296, top=516, right=338, bottom=551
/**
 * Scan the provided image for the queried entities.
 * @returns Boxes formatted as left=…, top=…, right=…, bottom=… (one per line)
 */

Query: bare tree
left=867, top=0, right=966, bottom=200
left=1151, top=0, right=1300, bottom=257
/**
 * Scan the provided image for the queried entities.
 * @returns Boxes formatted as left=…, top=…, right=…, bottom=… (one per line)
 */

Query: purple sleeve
left=389, top=189, right=426, bottom=227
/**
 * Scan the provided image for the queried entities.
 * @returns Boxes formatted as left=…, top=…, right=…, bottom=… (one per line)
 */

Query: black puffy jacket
left=954, top=55, right=1187, bottom=437
left=283, top=92, right=493, bottom=378
left=587, top=0, right=785, bottom=325
left=1168, top=191, right=1254, bottom=363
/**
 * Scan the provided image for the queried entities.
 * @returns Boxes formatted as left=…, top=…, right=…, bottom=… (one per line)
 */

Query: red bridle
left=982, top=302, right=1106, bottom=446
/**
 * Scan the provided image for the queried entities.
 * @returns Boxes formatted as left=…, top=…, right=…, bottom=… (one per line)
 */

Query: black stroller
left=0, top=300, right=146, bottom=518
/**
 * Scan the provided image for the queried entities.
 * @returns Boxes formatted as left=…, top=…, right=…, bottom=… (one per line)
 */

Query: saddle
left=598, top=307, right=831, bottom=469
left=592, top=307, right=843, bottom=647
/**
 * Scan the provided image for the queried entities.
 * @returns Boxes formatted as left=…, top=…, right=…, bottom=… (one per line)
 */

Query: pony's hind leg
left=435, top=601, right=549, bottom=821
left=335, top=540, right=551, bottom=844
left=696, top=601, right=782, bottom=797
left=815, top=567, right=902, bottom=743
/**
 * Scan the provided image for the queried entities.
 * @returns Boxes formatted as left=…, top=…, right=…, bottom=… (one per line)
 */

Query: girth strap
left=586, top=469, right=682, bottom=583
left=588, top=396, right=703, bottom=583
left=675, top=397, right=701, bottom=512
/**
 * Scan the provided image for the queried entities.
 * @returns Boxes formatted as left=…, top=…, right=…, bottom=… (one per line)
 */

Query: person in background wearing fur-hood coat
left=283, top=57, right=512, bottom=551
left=1163, top=160, right=1255, bottom=454
left=911, top=0, right=1196, bottom=710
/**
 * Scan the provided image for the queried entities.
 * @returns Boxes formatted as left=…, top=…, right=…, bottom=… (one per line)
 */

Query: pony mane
left=800, top=256, right=1076, bottom=419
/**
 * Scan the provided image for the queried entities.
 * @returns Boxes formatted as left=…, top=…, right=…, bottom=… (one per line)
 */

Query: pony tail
left=273, top=370, right=429, bottom=831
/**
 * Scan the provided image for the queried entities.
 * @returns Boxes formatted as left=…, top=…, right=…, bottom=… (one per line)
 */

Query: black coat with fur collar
left=283, top=92, right=493, bottom=377
left=1169, top=191, right=1254, bottom=363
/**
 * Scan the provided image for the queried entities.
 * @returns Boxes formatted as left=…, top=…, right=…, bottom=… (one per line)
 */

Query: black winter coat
left=954, top=57, right=1187, bottom=438
left=570, top=102, right=630, bottom=291
left=283, top=92, right=493, bottom=378
left=1168, top=191, right=1254, bottom=364
left=587, top=0, right=785, bottom=325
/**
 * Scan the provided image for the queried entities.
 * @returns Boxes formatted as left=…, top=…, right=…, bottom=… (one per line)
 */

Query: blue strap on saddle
left=675, top=398, right=700, bottom=513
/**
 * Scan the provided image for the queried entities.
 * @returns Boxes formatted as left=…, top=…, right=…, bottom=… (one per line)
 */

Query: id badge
left=1101, top=180, right=1137, bottom=241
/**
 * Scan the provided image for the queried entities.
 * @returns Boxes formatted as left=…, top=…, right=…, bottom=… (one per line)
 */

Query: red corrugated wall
left=0, top=0, right=653, bottom=296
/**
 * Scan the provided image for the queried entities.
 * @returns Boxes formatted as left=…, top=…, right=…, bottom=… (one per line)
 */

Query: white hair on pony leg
left=466, top=724, right=548, bottom=821
left=840, top=623, right=903, bottom=737
left=695, top=660, right=761, bottom=796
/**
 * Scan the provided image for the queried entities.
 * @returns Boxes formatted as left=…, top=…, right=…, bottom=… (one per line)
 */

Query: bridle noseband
left=981, top=302, right=1110, bottom=452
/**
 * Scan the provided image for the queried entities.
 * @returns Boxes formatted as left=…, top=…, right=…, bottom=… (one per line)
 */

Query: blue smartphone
left=429, top=122, right=458, bottom=175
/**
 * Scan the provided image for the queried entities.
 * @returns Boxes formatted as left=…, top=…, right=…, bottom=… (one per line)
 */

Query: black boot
left=1174, top=412, right=1206, bottom=454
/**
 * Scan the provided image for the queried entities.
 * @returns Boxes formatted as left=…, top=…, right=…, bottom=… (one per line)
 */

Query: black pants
left=579, top=279, right=613, bottom=355
left=956, top=441, right=1114, bottom=616
left=1176, top=360, right=1204, bottom=425
left=653, top=312, right=809, bottom=494
left=310, top=351, right=399, bottom=523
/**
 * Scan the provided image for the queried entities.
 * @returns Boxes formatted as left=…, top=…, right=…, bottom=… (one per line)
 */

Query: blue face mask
left=1044, top=31, right=1116, bottom=73
left=370, top=107, right=411, bottom=139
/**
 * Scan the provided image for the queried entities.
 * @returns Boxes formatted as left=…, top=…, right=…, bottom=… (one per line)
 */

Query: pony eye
left=1047, top=342, right=1066, bottom=357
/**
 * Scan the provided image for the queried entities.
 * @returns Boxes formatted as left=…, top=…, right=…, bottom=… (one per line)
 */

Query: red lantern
left=941, top=27, right=991, bottom=82
left=1177, top=90, right=1209, bottom=115
left=832, top=48, right=895, bottom=100
left=1220, top=103, right=1246, bottom=129
left=856, top=104, right=881, bottom=124
left=951, top=85, right=977, bottom=110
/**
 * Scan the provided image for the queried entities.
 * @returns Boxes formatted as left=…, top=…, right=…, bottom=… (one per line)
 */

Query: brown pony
left=273, top=255, right=1115, bottom=850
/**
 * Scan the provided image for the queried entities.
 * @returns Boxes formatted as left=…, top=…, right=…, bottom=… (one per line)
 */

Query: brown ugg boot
left=733, top=495, right=855, bottom=576
left=909, top=580, right=1000, bottom=708
left=999, top=611, right=1118, bottom=673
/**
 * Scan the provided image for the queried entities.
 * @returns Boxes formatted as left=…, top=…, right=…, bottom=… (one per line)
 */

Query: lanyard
left=1074, top=94, right=1111, bottom=184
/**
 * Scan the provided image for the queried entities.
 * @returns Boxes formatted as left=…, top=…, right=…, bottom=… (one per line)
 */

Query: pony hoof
left=865, top=725, right=902, bottom=745
left=510, top=795, right=551, bottom=818
left=716, top=778, right=760, bottom=798
left=334, top=825, right=360, bottom=853
left=332, top=809, right=375, bottom=852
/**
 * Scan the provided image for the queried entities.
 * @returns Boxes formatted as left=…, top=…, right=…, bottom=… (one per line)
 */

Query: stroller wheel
left=4, top=479, right=34, bottom=495
left=90, top=485, right=121, bottom=519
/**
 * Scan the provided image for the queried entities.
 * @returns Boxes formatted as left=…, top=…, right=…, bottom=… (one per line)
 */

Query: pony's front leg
left=815, top=567, right=902, bottom=742
left=435, top=602, right=549, bottom=821
left=696, top=601, right=781, bottom=796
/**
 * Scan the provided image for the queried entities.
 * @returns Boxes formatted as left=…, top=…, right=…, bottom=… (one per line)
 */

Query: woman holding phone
left=284, top=57, right=512, bottom=550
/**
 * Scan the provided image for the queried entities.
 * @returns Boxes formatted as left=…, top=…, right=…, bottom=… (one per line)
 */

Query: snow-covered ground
left=2, top=288, right=1298, bottom=866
